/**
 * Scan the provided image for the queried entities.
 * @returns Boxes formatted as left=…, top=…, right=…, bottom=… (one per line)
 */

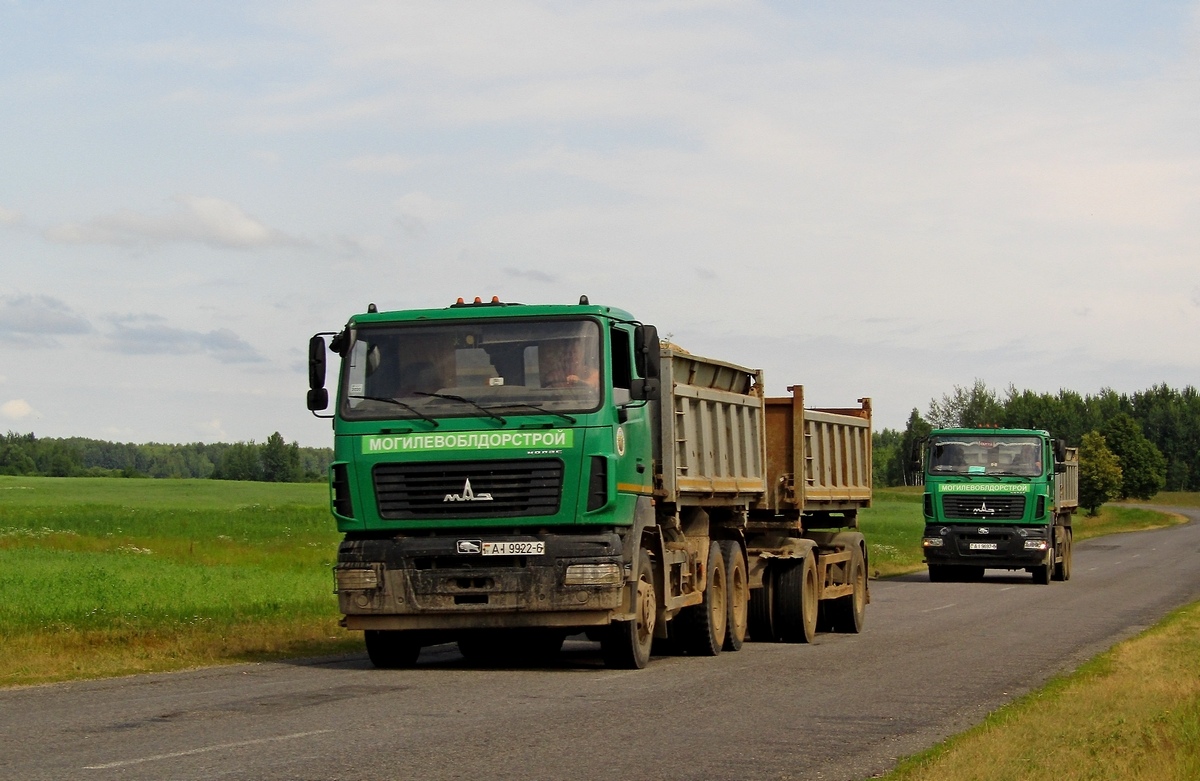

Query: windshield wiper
left=347, top=395, right=440, bottom=427
left=414, top=392, right=507, bottom=424
left=484, top=402, right=576, bottom=424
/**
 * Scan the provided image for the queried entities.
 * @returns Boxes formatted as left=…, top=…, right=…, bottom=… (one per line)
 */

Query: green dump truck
left=921, top=428, right=1079, bottom=584
left=307, top=297, right=872, bottom=669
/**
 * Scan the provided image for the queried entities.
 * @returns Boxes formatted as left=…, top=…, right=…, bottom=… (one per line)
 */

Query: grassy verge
left=0, top=476, right=359, bottom=687
left=880, top=600, right=1200, bottom=781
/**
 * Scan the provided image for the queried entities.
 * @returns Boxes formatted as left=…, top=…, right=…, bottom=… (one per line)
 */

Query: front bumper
left=335, top=531, right=629, bottom=631
left=922, top=523, right=1051, bottom=569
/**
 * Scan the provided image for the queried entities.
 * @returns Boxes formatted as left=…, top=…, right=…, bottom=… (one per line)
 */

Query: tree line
left=0, top=431, right=333, bottom=482
left=873, top=381, right=1196, bottom=509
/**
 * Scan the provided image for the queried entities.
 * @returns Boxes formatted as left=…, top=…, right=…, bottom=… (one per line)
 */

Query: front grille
left=941, top=494, right=1026, bottom=520
left=374, top=459, right=563, bottom=520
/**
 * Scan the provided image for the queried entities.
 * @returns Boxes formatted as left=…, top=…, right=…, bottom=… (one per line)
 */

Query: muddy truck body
left=307, top=298, right=873, bottom=668
left=921, top=428, right=1079, bottom=584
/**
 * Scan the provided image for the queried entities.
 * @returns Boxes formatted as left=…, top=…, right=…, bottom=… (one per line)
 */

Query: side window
left=610, top=327, right=633, bottom=404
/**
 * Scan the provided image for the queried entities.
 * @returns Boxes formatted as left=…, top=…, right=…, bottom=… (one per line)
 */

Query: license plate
left=969, top=542, right=998, bottom=551
left=482, top=541, right=545, bottom=556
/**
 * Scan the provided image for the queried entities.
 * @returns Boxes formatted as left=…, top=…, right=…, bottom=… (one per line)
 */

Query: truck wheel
left=1054, top=528, right=1073, bottom=581
left=775, top=553, right=818, bottom=643
left=364, top=630, right=422, bottom=669
left=719, top=540, right=748, bottom=652
left=677, top=542, right=728, bottom=656
left=748, top=566, right=775, bottom=642
left=601, top=549, right=656, bottom=669
left=828, top=546, right=867, bottom=633
left=927, top=564, right=949, bottom=583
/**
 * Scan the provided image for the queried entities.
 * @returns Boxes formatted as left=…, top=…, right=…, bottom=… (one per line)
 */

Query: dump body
left=654, top=347, right=873, bottom=521
left=654, top=348, right=767, bottom=505
left=761, top=387, right=872, bottom=520
left=310, top=300, right=874, bottom=667
left=922, top=428, right=1077, bottom=583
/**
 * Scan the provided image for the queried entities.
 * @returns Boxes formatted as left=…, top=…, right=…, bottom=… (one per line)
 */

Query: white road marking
left=83, top=729, right=333, bottom=770
left=921, top=603, right=957, bottom=613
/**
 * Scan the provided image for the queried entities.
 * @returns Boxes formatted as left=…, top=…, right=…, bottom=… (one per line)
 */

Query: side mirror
left=307, top=335, right=329, bottom=412
left=631, top=324, right=661, bottom=401
left=1053, top=438, right=1066, bottom=463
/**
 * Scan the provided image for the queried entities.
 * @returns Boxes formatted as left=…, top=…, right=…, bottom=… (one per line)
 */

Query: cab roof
left=349, top=298, right=636, bottom=326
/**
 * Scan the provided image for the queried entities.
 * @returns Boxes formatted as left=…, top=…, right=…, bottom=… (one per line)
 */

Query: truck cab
left=921, top=428, right=1077, bottom=584
left=308, top=298, right=663, bottom=666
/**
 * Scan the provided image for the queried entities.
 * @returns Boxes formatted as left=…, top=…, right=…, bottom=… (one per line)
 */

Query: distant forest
left=875, top=382, right=1200, bottom=492
left=0, top=431, right=333, bottom=482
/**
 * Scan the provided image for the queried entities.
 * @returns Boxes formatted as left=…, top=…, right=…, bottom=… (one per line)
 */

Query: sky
left=2, top=1, right=1199, bottom=448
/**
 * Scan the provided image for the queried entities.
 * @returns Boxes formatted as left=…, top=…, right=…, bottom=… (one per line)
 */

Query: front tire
left=1053, top=526, right=1073, bottom=581
left=601, top=549, right=656, bottom=669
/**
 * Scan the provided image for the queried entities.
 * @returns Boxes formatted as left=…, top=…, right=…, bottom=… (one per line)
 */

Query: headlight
left=564, top=563, right=623, bottom=586
left=1024, top=540, right=1048, bottom=551
left=922, top=538, right=945, bottom=548
left=335, top=567, right=379, bottom=590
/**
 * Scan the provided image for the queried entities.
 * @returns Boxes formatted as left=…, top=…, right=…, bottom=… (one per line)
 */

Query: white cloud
left=44, top=196, right=302, bottom=249
left=0, top=205, right=24, bottom=227
left=196, top=418, right=229, bottom=441
left=1, top=399, right=35, bottom=421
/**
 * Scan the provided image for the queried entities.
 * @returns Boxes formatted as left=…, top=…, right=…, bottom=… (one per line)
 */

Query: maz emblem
left=972, top=501, right=997, bottom=516
left=444, top=478, right=493, bottom=502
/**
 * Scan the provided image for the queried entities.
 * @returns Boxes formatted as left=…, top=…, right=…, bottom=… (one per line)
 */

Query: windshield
left=927, top=435, right=1044, bottom=477
left=340, top=318, right=602, bottom=420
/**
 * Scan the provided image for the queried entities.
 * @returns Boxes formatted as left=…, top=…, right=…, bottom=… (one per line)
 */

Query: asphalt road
left=4, top=508, right=1199, bottom=781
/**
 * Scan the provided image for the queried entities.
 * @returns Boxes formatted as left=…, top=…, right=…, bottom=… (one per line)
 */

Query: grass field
left=0, top=476, right=1190, bottom=687
left=0, top=476, right=359, bottom=687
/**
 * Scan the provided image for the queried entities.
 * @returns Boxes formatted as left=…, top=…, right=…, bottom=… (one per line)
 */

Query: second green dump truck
left=922, top=428, right=1079, bottom=584
left=307, top=296, right=873, bottom=668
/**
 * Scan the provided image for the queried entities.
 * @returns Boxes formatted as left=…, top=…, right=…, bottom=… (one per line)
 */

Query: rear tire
left=720, top=540, right=748, bottom=651
left=676, top=542, right=727, bottom=655
left=601, top=549, right=656, bottom=669
left=365, top=630, right=422, bottom=669
left=775, top=553, right=818, bottom=644
left=748, top=566, right=775, bottom=641
left=827, top=546, right=867, bottom=633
